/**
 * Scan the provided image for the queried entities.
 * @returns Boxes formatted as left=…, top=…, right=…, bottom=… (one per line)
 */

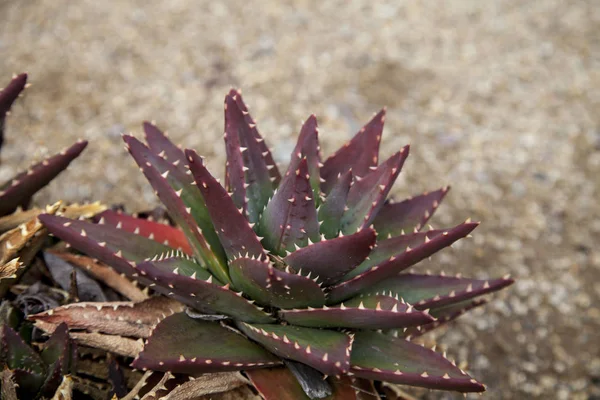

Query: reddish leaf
left=321, top=109, right=385, bottom=194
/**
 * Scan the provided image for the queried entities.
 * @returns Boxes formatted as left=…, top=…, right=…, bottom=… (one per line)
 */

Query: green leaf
left=133, top=313, right=281, bottom=374
left=237, top=322, right=352, bottom=376
left=229, top=257, right=326, bottom=309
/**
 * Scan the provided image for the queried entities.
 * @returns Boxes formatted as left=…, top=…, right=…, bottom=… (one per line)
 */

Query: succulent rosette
left=39, top=90, right=512, bottom=397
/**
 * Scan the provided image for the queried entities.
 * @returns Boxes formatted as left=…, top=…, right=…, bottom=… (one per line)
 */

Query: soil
left=1, top=0, right=599, bottom=398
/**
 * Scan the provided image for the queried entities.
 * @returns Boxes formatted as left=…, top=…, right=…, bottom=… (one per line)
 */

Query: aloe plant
left=38, top=90, right=513, bottom=398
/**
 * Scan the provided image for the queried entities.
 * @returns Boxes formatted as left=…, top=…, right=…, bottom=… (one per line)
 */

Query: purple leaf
left=132, top=313, right=281, bottom=374
left=320, top=109, right=385, bottom=194
left=373, top=187, right=450, bottom=237
left=317, top=169, right=352, bottom=239
left=287, top=115, right=322, bottom=201
left=224, top=90, right=279, bottom=223
left=280, top=293, right=433, bottom=330
left=0, top=140, right=87, bottom=216
left=124, top=136, right=229, bottom=284
left=237, top=322, right=352, bottom=376
left=283, top=228, right=376, bottom=286
left=327, top=222, right=479, bottom=304
left=340, top=147, right=409, bottom=234
left=137, top=257, right=275, bottom=323
left=0, top=73, right=27, bottom=151
left=142, top=121, right=188, bottom=174
left=259, top=158, right=320, bottom=255
left=186, top=149, right=266, bottom=261
left=350, top=331, right=485, bottom=392
left=229, top=257, right=326, bottom=309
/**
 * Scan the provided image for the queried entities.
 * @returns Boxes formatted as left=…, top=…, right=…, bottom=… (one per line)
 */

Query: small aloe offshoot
left=37, top=90, right=513, bottom=398
left=0, top=73, right=88, bottom=217
left=0, top=319, right=76, bottom=399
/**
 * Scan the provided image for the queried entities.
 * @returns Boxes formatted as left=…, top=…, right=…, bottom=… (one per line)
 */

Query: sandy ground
left=1, top=0, right=599, bottom=398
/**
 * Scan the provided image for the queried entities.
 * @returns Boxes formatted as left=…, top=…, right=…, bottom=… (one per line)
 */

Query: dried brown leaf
left=1, top=368, right=18, bottom=400
left=30, top=296, right=184, bottom=338
left=163, top=372, right=249, bottom=400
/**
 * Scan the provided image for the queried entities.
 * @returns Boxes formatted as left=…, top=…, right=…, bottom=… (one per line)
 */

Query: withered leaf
left=30, top=296, right=184, bottom=338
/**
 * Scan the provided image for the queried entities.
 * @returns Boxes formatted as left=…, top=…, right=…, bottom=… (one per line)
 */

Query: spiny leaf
left=317, top=170, right=352, bottom=239
left=283, top=228, right=376, bottom=286
left=320, top=109, right=385, bottom=194
left=327, top=222, right=479, bottom=304
left=259, top=158, right=320, bottom=255
left=95, top=210, right=192, bottom=255
left=280, top=293, right=433, bottom=330
left=29, top=297, right=184, bottom=338
left=136, top=257, right=275, bottom=323
left=38, top=214, right=170, bottom=288
left=186, top=149, right=266, bottom=261
left=340, top=147, right=409, bottom=234
left=0, top=325, right=44, bottom=374
left=350, top=331, right=484, bottom=392
left=373, top=187, right=450, bottom=238
left=403, top=298, right=489, bottom=339
left=0, top=140, right=87, bottom=217
left=237, top=322, right=352, bottom=376
left=288, top=115, right=322, bottom=202
left=142, top=121, right=188, bottom=174
left=364, top=273, right=514, bottom=311
left=0, top=73, right=27, bottom=151
left=229, top=257, right=326, bottom=309
left=224, top=90, right=279, bottom=223
left=124, top=135, right=228, bottom=283
left=132, top=313, right=281, bottom=374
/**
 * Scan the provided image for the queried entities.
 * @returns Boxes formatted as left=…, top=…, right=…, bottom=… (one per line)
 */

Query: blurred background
left=1, top=1, right=598, bottom=398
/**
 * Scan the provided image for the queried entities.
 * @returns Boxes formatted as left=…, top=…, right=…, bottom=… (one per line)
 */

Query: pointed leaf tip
left=321, top=108, right=386, bottom=194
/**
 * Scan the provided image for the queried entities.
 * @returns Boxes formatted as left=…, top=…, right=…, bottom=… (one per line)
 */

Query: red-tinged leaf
left=124, top=136, right=229, bottom=284
left=229, top=257, right=326, bottom=309
left=284, top=228, right=376, bottom=286
left=142, top=121, right=188, bottom=173
left=95, top=210, right=192, bottom=255
left=327, top=222, right=479, bottom=304
left=280, top=293, right=432, bottom=330
left=136, top=258, right=275, bottom=323
left=373, top=187, right=450, bottom=238
left=259, top=158, right=320, bottom=255
left=288, top=115, right=322, bottom=201
left=29, top=297, right=185, bottom=338
left=365, top=273, right=514, bottom=311
left=317, top=170, right=352, bottom=239
left=321, top=109, right=385, bottom=194
left=237, top=322, right=352, bottom=376
left=350, top=331, right=485, bottom=392
left=403, top=298, right=489, bottom=339
left=0, top=140, right=87, bottom=216
left=224, top=91, right=279, bottom=223
left=38, top=214, right=171, bottom=286
left=122, top=135, right=225, bottom=262
left=340, top=148, right=409, bottom=234
left=0, top=73, right=27, bottom=151
left=186, top=149, right=266, bottom=261
left=132, top=313, right=281, bottom=374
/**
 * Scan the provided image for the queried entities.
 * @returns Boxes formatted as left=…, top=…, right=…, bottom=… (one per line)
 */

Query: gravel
left=1, top=0, right=599, bottom=398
